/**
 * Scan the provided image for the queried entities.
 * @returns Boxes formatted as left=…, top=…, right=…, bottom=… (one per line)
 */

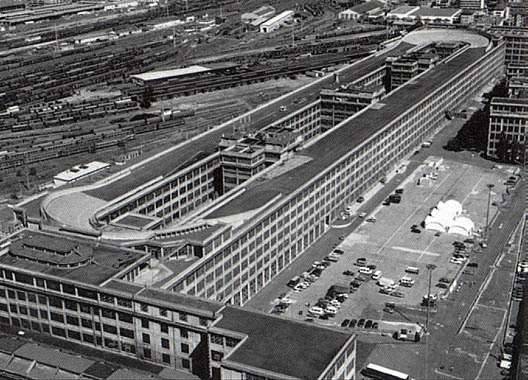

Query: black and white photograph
left=0, top=0, right=524, bottom=379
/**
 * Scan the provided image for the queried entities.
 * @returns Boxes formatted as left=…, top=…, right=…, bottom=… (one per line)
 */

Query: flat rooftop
left=0, top=230, right=146, bottom=286
left=103, top=279, right=224, bottom=317
left=76, top=43, right=411, bottom=203
left=206, top=46, right=487, bottom=218
left=216, top=307, right=353, bottom=379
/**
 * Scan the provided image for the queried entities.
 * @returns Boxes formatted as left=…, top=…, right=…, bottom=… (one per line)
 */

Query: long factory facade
left=1, top=28, right=505, bottom=378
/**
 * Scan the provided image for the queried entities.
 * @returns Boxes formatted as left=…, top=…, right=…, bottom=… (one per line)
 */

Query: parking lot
left=273, top=157, right=516, bottom=330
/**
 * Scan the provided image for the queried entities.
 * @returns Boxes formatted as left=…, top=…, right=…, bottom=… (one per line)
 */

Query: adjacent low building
left=260, top=10, right=294, bottom=33
left=387, top=6, right=462, bottom=25
left=53, top=161, right=110, bottom=187
left=241, top=5, right=275, bottom=26
left=338, top=0, right=386, bottom=21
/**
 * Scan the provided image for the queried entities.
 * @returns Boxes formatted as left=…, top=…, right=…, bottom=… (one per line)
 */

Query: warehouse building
left=259, top=10, right=294, bottom=33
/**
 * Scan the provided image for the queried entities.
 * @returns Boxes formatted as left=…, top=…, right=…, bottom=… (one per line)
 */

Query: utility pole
left=424, top=263, right=436, bottom=380
left=485, top=183, right=495, bottom=240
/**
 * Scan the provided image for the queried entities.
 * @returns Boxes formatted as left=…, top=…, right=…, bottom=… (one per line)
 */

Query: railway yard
left=0, top=0, right=397, bottom=208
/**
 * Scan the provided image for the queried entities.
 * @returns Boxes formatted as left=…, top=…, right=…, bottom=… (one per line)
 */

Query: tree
left=495, top=132, right=509, bottom=162
left=29, top=167, right=37, bottom=176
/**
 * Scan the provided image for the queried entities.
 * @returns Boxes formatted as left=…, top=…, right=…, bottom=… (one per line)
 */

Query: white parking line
left=391, top=246, right=441, bottom=257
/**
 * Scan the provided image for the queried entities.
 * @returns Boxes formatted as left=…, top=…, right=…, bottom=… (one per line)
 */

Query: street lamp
left=484, top=184, right=495, bottom=240
left=424, top=263, right=436, bottom=380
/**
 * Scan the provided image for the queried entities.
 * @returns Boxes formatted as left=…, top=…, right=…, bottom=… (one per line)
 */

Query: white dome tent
left=424, top=199, right=474, bottom=237
left=448, top=216, right=475, bottom=237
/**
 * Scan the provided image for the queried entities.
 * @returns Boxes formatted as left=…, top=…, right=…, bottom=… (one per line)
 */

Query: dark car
left=439, top=277, right=451, bottom=283
left=319, top=314, right=329, bottom=320
left=365, top=320, right=373, bottom=328
left=349, top=319, right=357, bottom=328
left=343, top=270, right=355, bottom=276
left=383, top=198, right=391, bottom=206
left=436, top=282, right=449, bottom=289
left=395, top=188, right=404, bottom=194
left=367, top=264, right=377, bottom=270
left=358, top=318, right=366, bottom=328
left=336, top=295, right=347, bottom=303
left=357, top=196, right=365, bottom=203
left=391, top=291, right=405, bottom=298
left=372, top=322, right=379, bottom=329
left=341, top=319, right=351, bottom=327
left=350, top=280, right=362, bottom=288
left=411, top=228, right=421, bottom=233
left=321, top=260, right=332, bottom=268
left=467, top=262, right=478, bottom=268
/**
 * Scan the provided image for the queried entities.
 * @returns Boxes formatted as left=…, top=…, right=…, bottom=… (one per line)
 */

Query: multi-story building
left=320, top=85, right=386, bottom=128
left=0, top=229, right=356, bottom=380
left=487, top=97, right=528, bottom=158
left=385, top=50, right=440, bottom=90
left=492, top=26, right=528, bottom=64
left=5, top=28, right=504, bottom=378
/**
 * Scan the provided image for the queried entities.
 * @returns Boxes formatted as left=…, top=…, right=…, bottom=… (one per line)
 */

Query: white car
left=308, top=306, right=325, bottom=316
left=359, top=267, right=373, bottom=275
left=372, top=270, right=382, bottom=280
left=358, top=212, right=367, bottom=218
left=450, top=258, right=465, bottom=265
left=325, top=306, right=338, bottom=315
left=329, top=299, right=341, bottom=308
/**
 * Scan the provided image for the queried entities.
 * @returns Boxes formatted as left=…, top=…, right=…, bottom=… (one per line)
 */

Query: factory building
left=5, top=28, right=503, bottom=378
left=0, top=229, right=356, bottom=380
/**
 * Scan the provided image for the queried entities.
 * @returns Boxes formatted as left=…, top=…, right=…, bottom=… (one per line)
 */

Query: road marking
left=461, top=175, right=483, bottom=206
left=434, top=369, right=464, bottom=379
left=372, top=171, right=454, bottom=257
left=475, top=304, right=507, bottom=312
left=391, top=246, right=441, bottom=257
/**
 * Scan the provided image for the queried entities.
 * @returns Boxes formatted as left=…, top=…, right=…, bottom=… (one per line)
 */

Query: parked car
left=366, top=217, right=377, bottom=223
left=358, top=212, right=367, bottom=218
left=358, top=318, right=366, bottom=328
left=341, top=319, right=351, bottom=327
left=308, top=306, right=325, bottom=316
left=349, top=319, right=357, bottom=328
left=325, top=306, right=338, bottom=315
left=436, top=282, right=449, bottom=289
left=372, top=270, right=382, bottom=280
left=365, top=320, right=373, bottom=328
left=391, top=291, right=405, bottom=298
left=359, top=267, right=373, bottom=275
left=357, top=196, right=365, bottom=203
left=439, top=277, right=451, bottom=283
left=372, top=322, right=379, bottom=329
left=395, top=188, right=404, bottom=194
left=367, top=264, right=377, bottom=270
left=343, top=270, right=355, bottom=276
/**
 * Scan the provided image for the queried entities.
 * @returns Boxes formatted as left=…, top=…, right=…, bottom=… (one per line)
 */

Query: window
left=65, top=301, right=77, bottom=311
left=159, top=308, right=168, bottom=317
left=182, top=359, right=190, bottom=369
left=161, top=338, right=170, bottom=349
left=141, top=318, right=149, bottom=329
left=66, top=315, right=79, bottom=326
left=50, top=312, right=64, bottom=323
left=211, top=351, right=224, bottom=362
left=68, top=330, right=81, bottom=340
left=51, top=326, right=66, bottom=337
left=103, top=324, right=117, bottom=335
left=144, top=348, right=152, bottom=359
left=81, top=318, right=92, bottom=329
left=118, top=313, right=133, bottom=324
left=27, top=293, right=36, bottom=303
left=162, top=353, right=171, bottom=364
left=83, top=334, right=94, bottom=344
left=180, top=328, right=188, bottom=338
left=142, top=333, right=150, bottom=344
left=181, top=343, right=189, bottom=353
left=210, top=334, right=223, bottom=345
left=17, top=291, right=25, bottom=301
left=225, top=337, right=238, bottom=347
left=199, top=318, right=208, bottom=326
left=160, top=323, right=168, bottom=334
left=179, top=312, right=188, bottom=322
left=19, top=306, right=27, bottom=315
left=39, top=310, right=48, bottom=319
left=100, top=294, right=114, bottom=304
left=140, top=303, right=149, bottom=312
left=120, top=327, right=135, bottom=339
left=101, top=309, right=116, bottom=319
